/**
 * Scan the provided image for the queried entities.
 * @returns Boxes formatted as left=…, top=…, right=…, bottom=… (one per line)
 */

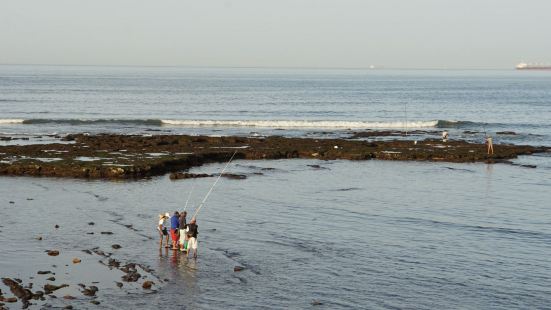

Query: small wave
left=0, top=119, right=25, bottom=124
left=14, top=118, right=164, bottom=126
left=161, top=119, right=440, bottom=129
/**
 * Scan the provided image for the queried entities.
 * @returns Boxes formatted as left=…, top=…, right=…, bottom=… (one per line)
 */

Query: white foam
left=161, top=119, right=438, bottom=129
left=0, top=119, right=25, bottom=124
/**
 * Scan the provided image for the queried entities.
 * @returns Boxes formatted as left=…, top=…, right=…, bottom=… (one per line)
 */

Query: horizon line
left=0, top=62, right=518, bottom=71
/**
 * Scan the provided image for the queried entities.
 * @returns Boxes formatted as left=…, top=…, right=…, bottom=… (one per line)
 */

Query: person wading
left=170, top=211, right=180, bottom=250
left=157, top=213, right=170, bottom=248
left=179, top=211, right=188, bottom=252
left=186, top=218, right=199, bottom=258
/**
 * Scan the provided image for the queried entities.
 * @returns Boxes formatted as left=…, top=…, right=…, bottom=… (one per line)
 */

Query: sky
left=1, top=0, right=550, bottom=69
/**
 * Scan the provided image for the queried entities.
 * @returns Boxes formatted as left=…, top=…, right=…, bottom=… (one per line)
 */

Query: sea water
left=1, top=66, right=551, bottom=309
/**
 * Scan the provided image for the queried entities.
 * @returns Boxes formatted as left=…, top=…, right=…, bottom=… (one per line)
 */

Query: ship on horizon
left=516, top=62, right=551, bottom=70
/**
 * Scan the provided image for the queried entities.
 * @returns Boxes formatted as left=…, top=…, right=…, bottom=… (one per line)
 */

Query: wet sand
left=0, top=133, right=548, bottom=179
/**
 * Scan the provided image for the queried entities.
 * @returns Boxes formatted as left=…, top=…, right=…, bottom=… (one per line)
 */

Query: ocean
left=1, top=65, right=550, bottom=309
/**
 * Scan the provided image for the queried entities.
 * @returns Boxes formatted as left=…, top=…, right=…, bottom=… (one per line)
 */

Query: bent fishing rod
left=192, top=150, right=238, bottom=219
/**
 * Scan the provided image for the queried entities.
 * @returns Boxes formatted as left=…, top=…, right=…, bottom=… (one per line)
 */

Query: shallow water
left=1, top=159, right=550, bottom=309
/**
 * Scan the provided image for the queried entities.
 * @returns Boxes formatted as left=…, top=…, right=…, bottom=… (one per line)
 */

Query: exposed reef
left=0, top=134, right=548, bottom=179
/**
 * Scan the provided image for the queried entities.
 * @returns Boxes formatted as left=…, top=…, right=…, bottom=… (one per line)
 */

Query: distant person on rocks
left=157, top=213, right=169, bottom=248
left=179, top=211, right=188, bottom=252
left=486, top=135, right=494, bottom=155
left=186, top=218, right=199, bottom=258
left=170, top=211, right=180, bottom=250
left=442, top=130, right=449, bottom=142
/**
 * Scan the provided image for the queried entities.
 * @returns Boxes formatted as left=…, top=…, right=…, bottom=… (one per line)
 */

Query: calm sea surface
left=0, top=66, right=550, bottom=309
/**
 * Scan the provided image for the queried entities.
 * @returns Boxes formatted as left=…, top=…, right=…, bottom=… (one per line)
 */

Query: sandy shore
left=0, top=133, right=548, bottom=179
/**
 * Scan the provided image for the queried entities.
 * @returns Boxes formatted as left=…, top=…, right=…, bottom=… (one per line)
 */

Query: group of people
left=158, top=211, right=199, bottom=258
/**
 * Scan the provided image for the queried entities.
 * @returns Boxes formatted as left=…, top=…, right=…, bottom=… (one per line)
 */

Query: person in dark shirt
left=186, top=218, right=199, bottom=258
left=178, top=211, right=187, bottom=252
left=170, top=211, right=180, bottom=250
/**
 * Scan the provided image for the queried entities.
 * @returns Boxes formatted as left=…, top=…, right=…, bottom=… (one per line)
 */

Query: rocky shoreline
left=0, top=133, right=549, bottom=179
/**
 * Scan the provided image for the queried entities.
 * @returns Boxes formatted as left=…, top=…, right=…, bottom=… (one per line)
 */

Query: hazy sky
left=1, top=0, right=550, bottom=69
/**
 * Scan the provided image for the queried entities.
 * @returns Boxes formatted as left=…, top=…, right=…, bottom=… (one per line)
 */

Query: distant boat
left=516, top=62, right=551, bottom=70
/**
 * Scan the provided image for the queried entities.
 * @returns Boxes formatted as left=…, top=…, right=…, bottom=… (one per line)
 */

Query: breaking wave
left=0, top=118, right=496, bottom=129
left=161, top=119, right=440, bottom=129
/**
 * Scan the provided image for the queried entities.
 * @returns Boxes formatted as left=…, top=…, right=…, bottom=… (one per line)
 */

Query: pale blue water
left=1, top=66, right=551, bottom=309
left=1, top=65, right=551, bottom=145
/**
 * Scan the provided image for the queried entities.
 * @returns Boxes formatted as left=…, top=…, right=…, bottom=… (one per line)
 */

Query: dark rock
left=88, top=222, right=95, bottom=225
left=311, top=300, right=323, bottom=306
left=221, top=173, right=247, bottom=180
left=111, top=244, right=121, bottom=249
left=46, top=277, right=55, bottom=281
left=8, top=201, right=14, bottom=204
left=233, top=266, right=245, bottom=272
left=496, top=131, right=517, bottom=135
left=43, top=284, right=69, bottom=294
left=2, top=278, right=31, bottom=300
left=90, top=300, right=100, bottom=305
left=77, top=284, right=86, bottom=288
left=121, top=272, right=141, bottom=282
left=63, top=306, right=73, bottom=309
left=115, top=282, right=123, bottom=288
left=142, top=281, right=154, bottom=289
left=100, top=231, right=113, bottom=235
left=54, top=224, right=59, bottom=229
left=26, top=198, right=34, bottom=200
left=170, top=172, right=211, bottom=180
left=87, top=232, right=94, bottom=234
left=81, top=289, right=96, bottom=296
left=63, top=295, right=76, bottom=300
left=36, top=236, right=43, bottom=241
left=37, top=271, right=52, bottom=275
left=82, top=249, right=93, bottom=255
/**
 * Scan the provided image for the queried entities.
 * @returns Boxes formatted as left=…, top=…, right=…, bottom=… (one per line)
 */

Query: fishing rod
left=192, top=150, right=238, bottom=219
left=182, top=180, right=196, bottom=213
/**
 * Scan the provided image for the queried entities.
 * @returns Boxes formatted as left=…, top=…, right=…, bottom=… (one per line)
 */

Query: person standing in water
left=157, top=213, right=169, bottom=248
left=179, top=211, right=188, bottom=252
left=170, top=211, right=180, bottom=250
left=186, top=218, right=199, bottom=258
left=486, top=135, right=494, bottom=155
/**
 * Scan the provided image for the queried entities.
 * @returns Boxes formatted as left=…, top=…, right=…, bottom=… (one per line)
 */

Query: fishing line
left=192, top=150, right=238, bottom=219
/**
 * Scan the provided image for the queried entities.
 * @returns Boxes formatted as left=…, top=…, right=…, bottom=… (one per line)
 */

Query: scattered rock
left=233, top=266, right=245, bottom=272
left=170, top=172, right=211, bottom=180
left=37, top=271, right=52, bottom=275
left=142, top=281, right=154, bottom=289
left=115, top=282, right=123, bottom=288
left=44, top=284, right=69, bottom=294
left=36, top=236, right=43, bottom=241
left=221, top=173, right=247, bottom=180
left=63, top=295, right=76, bottom=300
left=46, top=277, right=55, bottom=281
left=47, top=250, right=60, bottom=256
left=82, top=249, right=93, bottom=255
left=311, top=300, right=323, bottom=306
left=111, top=244, right=121, bottom=249
left=90, top=300, right=100, bottom=305
left=72, top=258, right=81, bottom=264
left=100, top=231, right=113, bottom=235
